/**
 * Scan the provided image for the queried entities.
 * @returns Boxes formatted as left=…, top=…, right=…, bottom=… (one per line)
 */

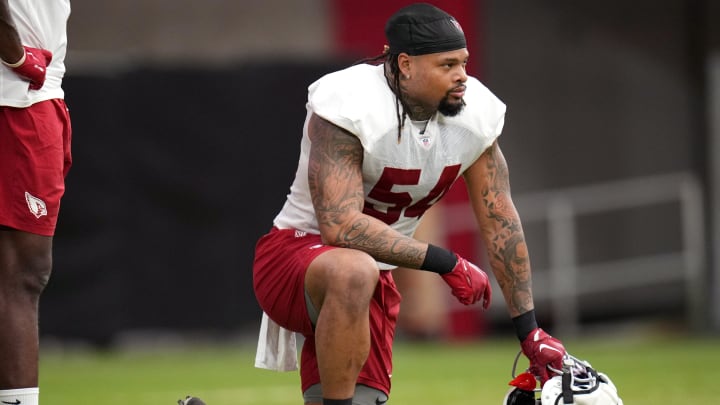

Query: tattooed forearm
left=307, top=114, right=427, bottom=268
left=335, top=217, right=387, bottom=249
left=479, top=142, right=534, bottom=316
left=335, top=220, right=426, bottom=266
left=493, top=233, right=533, bottom=314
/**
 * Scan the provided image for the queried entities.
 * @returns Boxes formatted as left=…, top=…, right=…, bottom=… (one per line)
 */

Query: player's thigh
left=0, top=101, right=71, bottom=236
left=253, top=228, right=334, bottom=334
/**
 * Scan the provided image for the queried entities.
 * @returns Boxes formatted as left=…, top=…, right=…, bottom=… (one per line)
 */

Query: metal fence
left=444, top=172, right=705, bottom=336
left=514, top=172, right=705, bottom=336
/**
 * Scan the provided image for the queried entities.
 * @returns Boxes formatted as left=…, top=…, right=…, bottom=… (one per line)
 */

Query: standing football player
left=0, top=1, right=72, bottom=404
left=253, top=3, right=566, bottom=404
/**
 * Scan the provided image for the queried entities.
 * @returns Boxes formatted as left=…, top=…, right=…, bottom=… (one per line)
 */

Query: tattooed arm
left=464, top=140, right=534, bottom=317
left=307, top=113, right=429, bottom=268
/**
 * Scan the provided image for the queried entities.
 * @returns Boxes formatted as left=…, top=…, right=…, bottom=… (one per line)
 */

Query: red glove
left=2, top=46, right=53, bottom=90
left=520, top=327, right=566, bottom=384
left=440, top=255, right=491, bottom=307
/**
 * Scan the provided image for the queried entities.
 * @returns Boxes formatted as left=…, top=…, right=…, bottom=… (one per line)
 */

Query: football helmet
left=503, top=351, right=623, bottom=405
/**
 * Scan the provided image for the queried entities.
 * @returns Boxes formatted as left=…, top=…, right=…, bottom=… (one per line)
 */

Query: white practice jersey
left=0, top=0, right=70, bottom=107
left=274, top=63, right=506, bottom=267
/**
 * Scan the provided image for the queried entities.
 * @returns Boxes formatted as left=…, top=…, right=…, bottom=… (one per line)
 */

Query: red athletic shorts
left=253, top=227, right=402, bottom=395
left=0, top=99, right=72, bottom=236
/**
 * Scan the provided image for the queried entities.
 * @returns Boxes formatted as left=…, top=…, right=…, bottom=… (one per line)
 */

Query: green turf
left=39, top=335, right=719, bottom=404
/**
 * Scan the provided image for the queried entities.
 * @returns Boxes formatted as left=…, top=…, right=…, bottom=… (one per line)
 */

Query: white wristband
left=1, top=49, right=26, bottom=68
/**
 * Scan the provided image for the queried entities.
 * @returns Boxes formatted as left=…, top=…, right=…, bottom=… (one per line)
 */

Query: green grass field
left=39, top=334, right=719, bottom=404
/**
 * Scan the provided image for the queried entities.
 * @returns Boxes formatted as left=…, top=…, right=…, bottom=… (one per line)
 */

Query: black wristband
left=322, top=399, right=352, bottom=405
left=420, top=244, right=457, bottom=275
left=512, top=310, right=538, bottom=341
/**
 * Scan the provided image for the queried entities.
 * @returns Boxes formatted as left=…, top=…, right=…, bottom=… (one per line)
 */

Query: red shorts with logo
left=0, top=99, right=72, bottom=236
left=253, top=227, right=402, bottom=395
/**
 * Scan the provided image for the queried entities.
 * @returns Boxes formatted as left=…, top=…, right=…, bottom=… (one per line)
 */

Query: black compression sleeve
left=420, top=244, right=457, bottom=275
left=512, top=310, right=538, bottom=341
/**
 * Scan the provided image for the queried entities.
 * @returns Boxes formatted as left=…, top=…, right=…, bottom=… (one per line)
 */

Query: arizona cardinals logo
left=25, top=192, right=47, bottom=218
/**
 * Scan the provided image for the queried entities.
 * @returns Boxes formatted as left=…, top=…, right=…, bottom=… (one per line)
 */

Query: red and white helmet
left=503, top=352, right=623, bottom=405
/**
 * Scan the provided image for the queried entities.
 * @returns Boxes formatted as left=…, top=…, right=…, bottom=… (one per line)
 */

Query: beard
left=438, top=95, right=466, bottom=117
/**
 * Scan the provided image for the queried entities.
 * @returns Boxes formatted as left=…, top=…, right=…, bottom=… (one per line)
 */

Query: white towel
left=254, top=311, right=298, bottom=371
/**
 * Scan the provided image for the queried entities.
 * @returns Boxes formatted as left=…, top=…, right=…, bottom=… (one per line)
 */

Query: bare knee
left=308, top=251, right=379, bottom=315
left=333, top=263, right=378, bottom=309
left=18, top=253, right=52, bottom=296
left=0, top=232, right=53, bottom=297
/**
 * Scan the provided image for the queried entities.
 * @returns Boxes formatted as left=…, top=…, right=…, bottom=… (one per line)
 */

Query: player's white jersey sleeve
left=0, top=0, right=70, bottom=107
left=273, top=64, right=507, bottom=262
left=305, top=64, right=398, bottom=141
left=450, top=75, right=507, bottom=155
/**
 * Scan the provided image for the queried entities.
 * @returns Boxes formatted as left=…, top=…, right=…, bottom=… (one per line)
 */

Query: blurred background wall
left=40, top=0, right=720, bottom=346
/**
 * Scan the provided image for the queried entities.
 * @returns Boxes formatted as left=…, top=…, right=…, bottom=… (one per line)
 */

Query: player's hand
left=440, top=255, right=491, bottom=307
left=521, top=327, right=566, bottom=384
left=2, top=46, right=53, bottom=90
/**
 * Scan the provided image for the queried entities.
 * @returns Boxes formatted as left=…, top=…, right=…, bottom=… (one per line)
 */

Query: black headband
left=385, top=3, right=467, bottom=56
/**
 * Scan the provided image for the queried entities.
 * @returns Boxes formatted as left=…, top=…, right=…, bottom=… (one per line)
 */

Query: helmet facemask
left=503, top=352, right=623, bottom=405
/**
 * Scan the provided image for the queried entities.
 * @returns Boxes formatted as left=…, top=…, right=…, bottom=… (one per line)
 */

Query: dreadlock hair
left=353, top=47, right=408, bottom=143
